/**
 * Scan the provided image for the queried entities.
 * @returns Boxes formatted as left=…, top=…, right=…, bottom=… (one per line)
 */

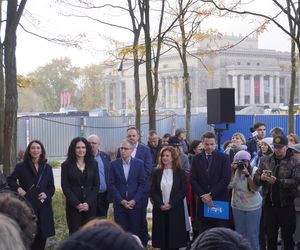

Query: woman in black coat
left=7, top=140, right=55, bottom=250
left=61, top=137, right=99, bottom=235
left=151, top=146, right=187, bottom=250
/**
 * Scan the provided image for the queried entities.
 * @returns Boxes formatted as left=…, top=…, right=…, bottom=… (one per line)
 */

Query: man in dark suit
left=246, top=122, right=267, bottom=158
left=109, top=139, right=145, bottom=236
left=88, top=134, right=111, bottom=217
left=190, top=131, right=231, bottom=234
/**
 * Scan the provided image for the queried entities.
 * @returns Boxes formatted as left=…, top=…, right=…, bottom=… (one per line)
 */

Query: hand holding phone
left=263, top=170, right=272, bottom=177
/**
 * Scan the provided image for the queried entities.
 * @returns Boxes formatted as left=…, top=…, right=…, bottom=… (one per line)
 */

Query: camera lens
left=237, top=161, right=246, bottom=170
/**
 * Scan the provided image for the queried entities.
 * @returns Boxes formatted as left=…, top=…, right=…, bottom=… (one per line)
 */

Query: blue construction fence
left=219, top=114, right=300, bottom=143
left=17, top=114, right=299, bottom=158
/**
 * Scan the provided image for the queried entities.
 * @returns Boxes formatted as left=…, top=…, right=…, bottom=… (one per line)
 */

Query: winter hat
left=232, top=132, right=246, bottom=144
left=58, top=226, right=143, bottom=250
left=233, top=150, right=251, bottom=162
left=191, top=227, right=251, bottom=250
left=289, top=143, right=300, bottom=153
left=261, top=137, right=273, bottom=151
left=273, top=134, right=288, bottom=148
left=175, top=128, right=186, bottom=137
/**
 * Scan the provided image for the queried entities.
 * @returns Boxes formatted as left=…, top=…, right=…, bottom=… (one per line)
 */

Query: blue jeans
left=232, top=207, right=261, bottom=250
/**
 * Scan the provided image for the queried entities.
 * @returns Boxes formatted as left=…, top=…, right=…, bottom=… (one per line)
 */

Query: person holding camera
left=229, top=150, right=262, bottom=250
left=253, top=135, right=300, bottom=250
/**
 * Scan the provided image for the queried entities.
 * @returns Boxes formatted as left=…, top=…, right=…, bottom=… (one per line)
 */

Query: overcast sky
left=16, top=0, right=291, bottom=75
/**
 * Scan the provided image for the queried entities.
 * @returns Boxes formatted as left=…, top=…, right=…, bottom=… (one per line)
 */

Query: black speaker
left=207, top=88, right=235, bottom=124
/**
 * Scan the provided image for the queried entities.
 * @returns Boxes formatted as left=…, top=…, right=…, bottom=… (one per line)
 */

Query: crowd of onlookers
left=0, top=123, right=299, bottom=250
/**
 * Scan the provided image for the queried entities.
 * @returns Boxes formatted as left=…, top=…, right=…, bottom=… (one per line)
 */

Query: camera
left=237, top=160, right=246, bottom=170
left=263, top=170, right=272, bottom=177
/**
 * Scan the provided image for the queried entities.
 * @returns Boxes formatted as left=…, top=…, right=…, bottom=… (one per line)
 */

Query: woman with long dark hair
left=151, top=146, right=187, bottom=250
left=7, top=140, right=55, bottom=250
left=61, top=137, right=99, bottom=234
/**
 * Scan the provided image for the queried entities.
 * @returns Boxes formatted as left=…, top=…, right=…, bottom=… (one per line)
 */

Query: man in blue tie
left=190, top=131, right=231, bottom=235
left=88, top=134, right=111, bottom=217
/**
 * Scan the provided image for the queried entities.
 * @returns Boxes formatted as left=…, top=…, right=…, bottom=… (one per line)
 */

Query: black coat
left=7, top=161, right=55, bottom=238
left=61, top=159, right=99, bottom=233
left=150, top=168, right=187, bottom=249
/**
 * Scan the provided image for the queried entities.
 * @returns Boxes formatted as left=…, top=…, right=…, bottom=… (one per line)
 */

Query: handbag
left=24, top=165, right=46, bottom=211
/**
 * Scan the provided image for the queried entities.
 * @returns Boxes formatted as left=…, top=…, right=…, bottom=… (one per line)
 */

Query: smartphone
left=252, top=131, right=258, bottom=137
left=263, top=170, right=272, bottom=177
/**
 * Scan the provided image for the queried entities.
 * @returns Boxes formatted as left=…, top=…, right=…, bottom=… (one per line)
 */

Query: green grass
left=46, top=188, right=68, bottom=249
left=45, top=189, right=155, bottom=249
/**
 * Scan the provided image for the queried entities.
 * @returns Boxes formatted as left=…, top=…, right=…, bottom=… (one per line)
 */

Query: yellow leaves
left=170, top=81, right=183, bottom=88
left=193, top=29, right=223, bottom=43
left=117, top=44, right=146, bottom=59
left=17, top=75, right=34, bottom=88
left=256, top=20, right=271, bottom=34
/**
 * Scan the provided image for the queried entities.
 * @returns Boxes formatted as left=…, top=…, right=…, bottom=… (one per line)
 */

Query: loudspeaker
left=207, top=88, right=235, bottom=124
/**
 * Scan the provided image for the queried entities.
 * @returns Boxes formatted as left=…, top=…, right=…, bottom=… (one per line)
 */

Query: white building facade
left=103, top=35, right=300, bottom=114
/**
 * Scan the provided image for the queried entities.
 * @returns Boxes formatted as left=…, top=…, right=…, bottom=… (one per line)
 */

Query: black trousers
left=264, top=204, right=296, bottom=250
left=96, top=191, right=109, bottom=217
left=198, top=218, right=229, bottom=235
left=31, top=230, right=46, bottom=250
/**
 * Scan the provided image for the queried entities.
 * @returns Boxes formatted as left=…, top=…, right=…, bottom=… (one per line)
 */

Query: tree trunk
left=143, top=0, right=156, bottom=131
left=288, top=39, right=296, bottom=133
left=3, top=30, right=18, bottom=175
left=133, top=54, right=141, bottom=133
left=0, top=0, right=4, bottom=166
left=2, top=0, right=27, bottom=175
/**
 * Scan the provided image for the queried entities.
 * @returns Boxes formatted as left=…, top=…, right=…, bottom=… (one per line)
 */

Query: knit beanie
left=261, top=137, right=273, bottom=151
left=233, top=150, right=251, bottom=162
left=232, top=132, right=246, bottom=144
left=58, top=226, right=143, bottom=250
left=191, top=227, right=251, bottom=250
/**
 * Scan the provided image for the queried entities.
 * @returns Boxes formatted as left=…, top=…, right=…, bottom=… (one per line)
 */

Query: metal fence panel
left=27, top=116, right=81, bottom=158
left=84, top=116, right=130, bottom=153
left=16, top=114, right=300, bottom=159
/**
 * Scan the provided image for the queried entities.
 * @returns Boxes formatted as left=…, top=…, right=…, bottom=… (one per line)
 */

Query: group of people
left=0, top=124, right=299, bottom=250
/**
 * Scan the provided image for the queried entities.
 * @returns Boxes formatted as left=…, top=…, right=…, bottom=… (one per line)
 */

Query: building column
left=269, top=75, right=274, bottom=104
left=165, top=78, right=170, bottom=108
left=275, top=75, right=280, bottom=105
left=260, top=75, right=265, bottom=104
left=232, top=75, right=238, bottom=105
left=239, top=75, right=245, bottom=105
left=250, top=74, right=255, bottom=104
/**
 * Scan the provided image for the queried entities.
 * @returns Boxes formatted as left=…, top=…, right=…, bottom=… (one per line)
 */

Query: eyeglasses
left=89, top=142, right=98, bottom=145
left=120, top=147, right=131, bottom=150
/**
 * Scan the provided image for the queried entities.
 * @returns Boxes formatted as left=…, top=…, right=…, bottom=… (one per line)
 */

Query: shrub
left=48, top=160, right=61, bottom=169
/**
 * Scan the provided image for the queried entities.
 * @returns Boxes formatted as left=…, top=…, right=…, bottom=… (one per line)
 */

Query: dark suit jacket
left=246, top=138, right=259, bottom=159
left=7, top=161, right=55, bottom=238
left=109, top=157, right=145, bottom=209
left=190, top=150, right=231, bottom=218
left=151, top=168, right=187, bottom=248
left=117, top=143, right=152, bottom=192
left=61, top=160, right=100, bottom=211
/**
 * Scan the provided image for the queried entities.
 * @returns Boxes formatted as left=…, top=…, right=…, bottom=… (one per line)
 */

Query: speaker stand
left=214, top=124, right=229, bottom=151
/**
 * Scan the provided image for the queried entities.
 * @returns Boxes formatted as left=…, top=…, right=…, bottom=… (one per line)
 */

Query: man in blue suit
left=117, top=127, right=152, bottom=246
left=126, top=127, right=152, bottom=246
left=109, top=139, right=145, bottom=236
left=190, top=131, right=231, bottom=234
left=88, top=134, right=111, bottom=217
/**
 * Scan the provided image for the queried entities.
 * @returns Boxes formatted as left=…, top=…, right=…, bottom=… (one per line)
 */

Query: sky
left=16, top=0, right=291, bottom=75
